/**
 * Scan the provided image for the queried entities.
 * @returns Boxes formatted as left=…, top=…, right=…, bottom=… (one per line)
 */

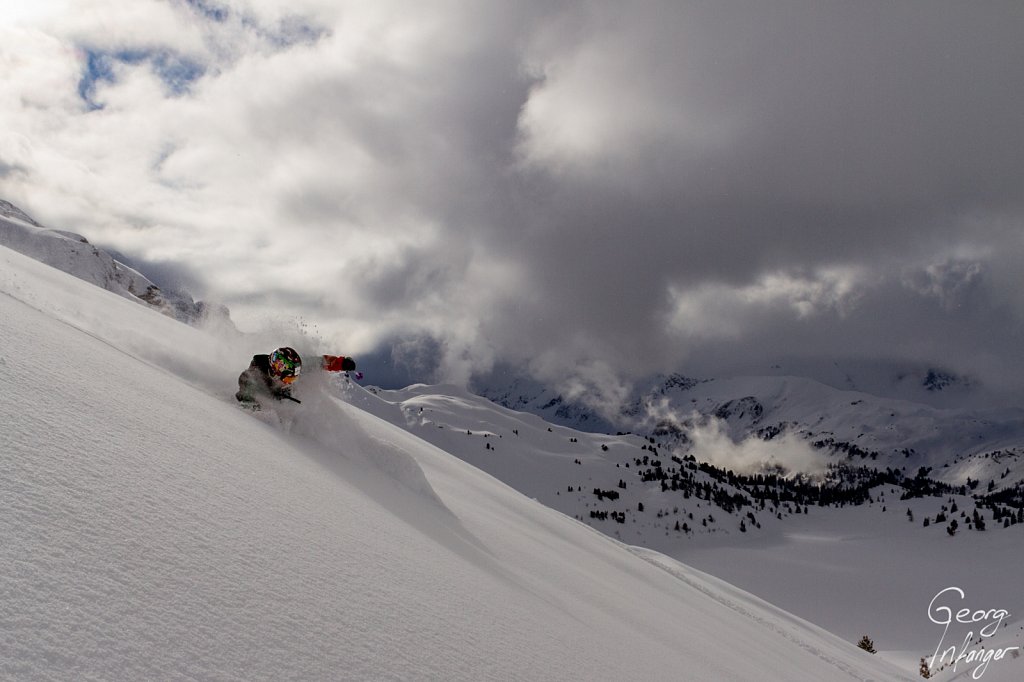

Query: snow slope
left=681, top=502, right=1024, bottom=681
left=0, top=243, right=912, bottom=680
left=339, top=382, right=1024, bottom=680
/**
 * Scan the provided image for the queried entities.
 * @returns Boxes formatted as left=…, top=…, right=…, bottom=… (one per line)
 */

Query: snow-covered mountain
left=0, top=235, right=920, bottom=679
left=471, top=366, right=618, bottom=432
left=0, top=198, right=232, bottom=329
left=637, top=373, right=1024, bottom=473
left=470, top=367, right=1024, bottom=553
left=475, top=363, right=988, bottom=436
left=478, top=367, right=1024, bottom=490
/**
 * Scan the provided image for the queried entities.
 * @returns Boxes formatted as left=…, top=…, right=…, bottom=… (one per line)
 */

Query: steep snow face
left=0, top=199, right=231, bottom=329
left=0, top=242, right=912, bottom=680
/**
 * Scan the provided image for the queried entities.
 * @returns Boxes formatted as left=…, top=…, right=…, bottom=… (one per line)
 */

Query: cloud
left=640, top=398, right=826, bottom=477
left=688, top=415, right=827, bottom=478
left=2, top=0, right=1023, bottom=400
left=666, top=266, right=866, bottom=342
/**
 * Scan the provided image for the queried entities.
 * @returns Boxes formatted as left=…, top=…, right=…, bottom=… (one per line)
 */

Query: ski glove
left=323, top=355, right=356, bottom=373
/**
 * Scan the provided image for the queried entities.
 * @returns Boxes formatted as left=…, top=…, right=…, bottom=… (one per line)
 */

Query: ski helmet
left=269, top=347, right=302, bottom=380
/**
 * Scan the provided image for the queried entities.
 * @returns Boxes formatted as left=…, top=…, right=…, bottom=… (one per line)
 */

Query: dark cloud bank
left=354, top=2, right=1024, bottom=397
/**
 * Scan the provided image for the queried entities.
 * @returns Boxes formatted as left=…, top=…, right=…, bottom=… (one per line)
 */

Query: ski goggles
left=281, top=374, right=298, bottom=385
left=270, top=356, right=301, bottom=378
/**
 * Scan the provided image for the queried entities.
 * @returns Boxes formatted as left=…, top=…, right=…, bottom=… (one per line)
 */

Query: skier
left=236, top=347, right=358, bottom=407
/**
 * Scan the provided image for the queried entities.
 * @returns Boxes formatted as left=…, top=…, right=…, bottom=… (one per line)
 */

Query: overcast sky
left=2, top=0, right=1023, bottom=396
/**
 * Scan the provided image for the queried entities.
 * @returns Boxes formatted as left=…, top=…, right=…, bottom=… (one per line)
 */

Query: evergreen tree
left=857, top=635, right=876, bottom=654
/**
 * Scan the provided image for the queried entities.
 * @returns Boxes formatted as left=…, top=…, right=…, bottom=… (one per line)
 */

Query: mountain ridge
left=0, top=198, right=233, bottom=330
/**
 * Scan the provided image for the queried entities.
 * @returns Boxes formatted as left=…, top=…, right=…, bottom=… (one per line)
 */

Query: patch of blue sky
left=78, top=48, right=206, bottom=109
left=177, top=0, right=323, bottom=48
left=181, top=0, right=229, bottom=23
left=149, top=51, right=206, bottom=94
left=267, top=15, right=330, bottom=48
left=238, top=13, right=330, bottom=50
left=78, top=50, right=116, bottom=109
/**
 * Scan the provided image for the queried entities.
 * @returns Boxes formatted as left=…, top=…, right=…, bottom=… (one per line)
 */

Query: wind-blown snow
left=0, top=243, right=911, bottom=680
